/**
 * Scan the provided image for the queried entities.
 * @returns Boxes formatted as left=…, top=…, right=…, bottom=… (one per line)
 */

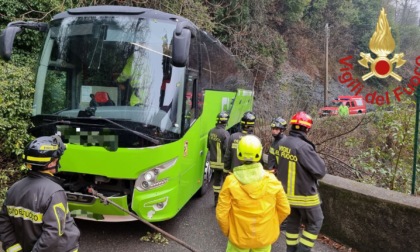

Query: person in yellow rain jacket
left=216, top=135, right=291, bottom=252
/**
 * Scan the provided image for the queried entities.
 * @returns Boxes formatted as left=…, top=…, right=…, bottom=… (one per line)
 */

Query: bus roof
left=53, top=5, right=193, bottom=25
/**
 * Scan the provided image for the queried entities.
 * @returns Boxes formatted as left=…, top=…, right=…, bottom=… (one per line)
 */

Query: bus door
left=179, top=72, right=202, bottom=203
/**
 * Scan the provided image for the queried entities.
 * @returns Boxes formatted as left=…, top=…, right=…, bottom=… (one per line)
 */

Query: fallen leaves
left=318, top=234, right=357, bottom=252
left=140, top=231, right=169, bottom=245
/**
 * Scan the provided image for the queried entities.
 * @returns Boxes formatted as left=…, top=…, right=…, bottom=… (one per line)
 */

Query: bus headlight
left=135, top=158, right=177, bottom=191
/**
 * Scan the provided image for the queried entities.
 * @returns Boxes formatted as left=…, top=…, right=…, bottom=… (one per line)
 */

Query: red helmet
left=290, top=111, right=313, bottom=129
left=186, top=92, right=193, bottom=99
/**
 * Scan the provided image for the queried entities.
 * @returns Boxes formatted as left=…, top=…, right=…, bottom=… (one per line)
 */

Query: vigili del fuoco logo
left=338, top=8, right=420, bottom=106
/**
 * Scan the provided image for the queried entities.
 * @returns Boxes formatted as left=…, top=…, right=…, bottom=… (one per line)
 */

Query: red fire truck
left=319, top=96, right=367, bottom=117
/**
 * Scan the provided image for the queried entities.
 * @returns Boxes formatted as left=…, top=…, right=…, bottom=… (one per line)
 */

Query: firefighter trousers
left=213, top=168, right=225, bottom=194
left=285, top=205, right=324, bottom=252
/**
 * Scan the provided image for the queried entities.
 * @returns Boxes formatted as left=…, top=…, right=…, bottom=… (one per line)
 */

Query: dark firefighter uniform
left=223, top=131, right=247, bottom=172
left=268, top=134, right=286, bottom=170
left=276, top=130, right=326, bottom=252
left=207, top=124, right=230, bottom=199
left=223, top=111, right=256, bottom=173
left=0, top=171, right=80, bottom=252
left=267, top=117, right=288, bottom=171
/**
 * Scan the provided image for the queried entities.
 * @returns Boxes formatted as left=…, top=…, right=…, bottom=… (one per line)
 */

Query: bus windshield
left=34, top=16, right=183, bottom=135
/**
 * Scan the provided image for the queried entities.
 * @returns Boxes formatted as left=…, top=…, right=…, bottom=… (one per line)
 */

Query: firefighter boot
left=286, top=245, right=297, bottom=252
left=296, top=243, right=312, bottom=252
left=214, top=193, right=219, bottom=207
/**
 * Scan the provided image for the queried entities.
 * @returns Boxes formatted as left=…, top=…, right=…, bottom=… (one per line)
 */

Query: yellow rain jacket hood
left=216, top=162, right=290, bottom=249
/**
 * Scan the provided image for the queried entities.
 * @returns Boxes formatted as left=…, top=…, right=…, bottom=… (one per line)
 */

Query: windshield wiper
left=28, top=120, right=104, bottom=133
left=53, top=107, right=72, bottom=115
left=30, top=117, right=161, bottom=145
left=29, top=120, right=71, bottom=132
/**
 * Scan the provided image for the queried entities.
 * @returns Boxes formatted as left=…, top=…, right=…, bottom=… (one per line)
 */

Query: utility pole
left=412, top=87, right=420, bottom=195
left=325, top=23, right=329, bottom=106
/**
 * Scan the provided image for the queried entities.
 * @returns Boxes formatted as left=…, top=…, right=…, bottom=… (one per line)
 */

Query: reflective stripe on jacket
left=276, top=130, right=326, bottom=208
left=216, top=163, right=291, bottom=249
left=0, top=171, right=80, bottom=252
left=207, top=125, right=230, bottom=169
left=117, top=52, right=148, bottom=106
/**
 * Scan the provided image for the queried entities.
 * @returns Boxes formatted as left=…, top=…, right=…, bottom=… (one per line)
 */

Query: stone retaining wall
left=319, top=174, right=420, bottom=252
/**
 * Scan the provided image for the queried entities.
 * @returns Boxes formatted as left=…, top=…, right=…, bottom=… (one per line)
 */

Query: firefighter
left=207, top=111, right=231, bottom=206
left=216, top=135, right=290, bottom=252
left=338, top=102, right=349, bottom=116
left=0, top=136, right=80, bottom=252
left=223, top=111, right=256, bottom=173
left=275, top=111, right=326, bottom=252
left=116, top=49, right=147, bottom=106
left=267, top=116, right=287, bottom=173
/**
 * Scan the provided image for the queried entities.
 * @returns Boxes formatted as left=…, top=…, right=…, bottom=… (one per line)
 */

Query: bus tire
left=197, top=153, right=213, bottom=197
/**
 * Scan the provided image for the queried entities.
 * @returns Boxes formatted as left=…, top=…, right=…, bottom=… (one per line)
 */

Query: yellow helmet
left=237, top=135, right=262, bottom=162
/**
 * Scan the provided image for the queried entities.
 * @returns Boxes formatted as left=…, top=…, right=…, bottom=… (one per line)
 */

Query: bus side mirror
left=172, top=21, right=196, bottom=68
left=172, top=28, right=191, bottom=67
left=0, top=26, right=22, bottom=61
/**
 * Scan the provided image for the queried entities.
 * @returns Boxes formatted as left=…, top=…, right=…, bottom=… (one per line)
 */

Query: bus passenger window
left=183, top=77, right=197, bottom=132
left=185, top=91, right=194, bottom=121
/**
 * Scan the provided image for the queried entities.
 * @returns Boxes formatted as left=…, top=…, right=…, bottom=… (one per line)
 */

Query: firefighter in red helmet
left=275, top=111, right=326, bottom=252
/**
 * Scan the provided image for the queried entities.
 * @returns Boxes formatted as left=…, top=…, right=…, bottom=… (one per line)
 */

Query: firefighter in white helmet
left=267, top=116, right=288, bottom=173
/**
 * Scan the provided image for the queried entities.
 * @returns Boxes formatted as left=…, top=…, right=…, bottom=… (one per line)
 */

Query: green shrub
left=349, top=100, right=418, bottom=194
left=0, top=60, right=35, bottom=202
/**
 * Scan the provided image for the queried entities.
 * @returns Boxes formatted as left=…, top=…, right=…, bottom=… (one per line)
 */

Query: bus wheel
left=197, top=153, right=213, bottom=197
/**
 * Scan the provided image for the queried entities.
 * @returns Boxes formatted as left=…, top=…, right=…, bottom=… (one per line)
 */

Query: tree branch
left=315, top=115, right=370, bottom=146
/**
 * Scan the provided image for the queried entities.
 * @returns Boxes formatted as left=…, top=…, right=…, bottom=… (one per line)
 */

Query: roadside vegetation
left=1, top=0, right=419, bottom=206
left=312, top=99, right=419, bottom=194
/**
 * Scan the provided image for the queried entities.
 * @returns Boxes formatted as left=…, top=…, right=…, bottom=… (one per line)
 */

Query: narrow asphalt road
left=0, top=187, right=339, bottom=252
left=74, top=188, right=338, bottom=252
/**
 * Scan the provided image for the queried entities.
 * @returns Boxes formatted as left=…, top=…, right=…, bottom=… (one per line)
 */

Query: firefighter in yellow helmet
left=275, top=111, right=326, bottom=252
left=216, top=135, right=290, bottom=252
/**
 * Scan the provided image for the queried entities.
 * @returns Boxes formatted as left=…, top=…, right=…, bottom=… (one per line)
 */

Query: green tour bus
left=0, top=5, right=254, bottom=222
